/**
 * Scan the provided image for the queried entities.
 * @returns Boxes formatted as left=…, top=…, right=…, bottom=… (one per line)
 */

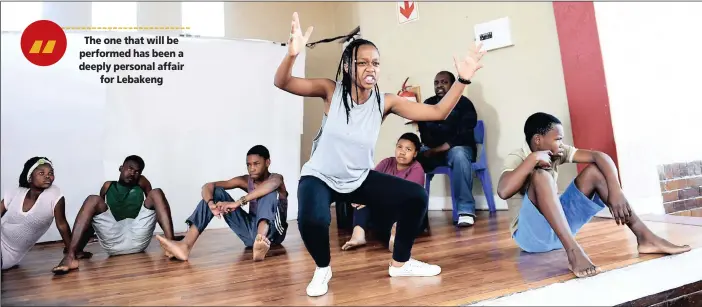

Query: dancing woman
left=274, top=12, right=485, bottom=297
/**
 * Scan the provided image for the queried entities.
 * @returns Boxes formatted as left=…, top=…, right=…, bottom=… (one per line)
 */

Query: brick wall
left=658, top=160, right=702, bottom=213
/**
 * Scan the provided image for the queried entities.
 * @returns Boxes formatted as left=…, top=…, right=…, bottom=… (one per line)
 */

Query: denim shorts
left=513, top=180, right=606, bottom=253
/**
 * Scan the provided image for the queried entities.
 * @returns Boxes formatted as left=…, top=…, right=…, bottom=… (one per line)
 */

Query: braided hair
left=334, top=38, right=383, bottom=124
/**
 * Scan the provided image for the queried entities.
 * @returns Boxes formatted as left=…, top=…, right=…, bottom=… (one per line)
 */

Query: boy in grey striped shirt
left=156, top=145, right=288, bottom=262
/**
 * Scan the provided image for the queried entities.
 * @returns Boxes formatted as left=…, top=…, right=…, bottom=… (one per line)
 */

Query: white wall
left=138, top=2, right=181, bottom=30
left=1, top=32, right=108, bottom=243
left=2, top=31, right=304, bottom=243
left=43, top=2, right=91, bottom=27
left=1, top=2, right=305, bottom=243
left=595, top=2, right=702, bottom=214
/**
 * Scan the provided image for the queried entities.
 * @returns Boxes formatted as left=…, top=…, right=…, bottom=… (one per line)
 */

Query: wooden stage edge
left=3, top=210, right=702, bottom=306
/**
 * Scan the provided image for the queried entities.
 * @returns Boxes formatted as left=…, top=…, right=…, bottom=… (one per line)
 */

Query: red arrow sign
left=400, top=1, right=415, bottom=19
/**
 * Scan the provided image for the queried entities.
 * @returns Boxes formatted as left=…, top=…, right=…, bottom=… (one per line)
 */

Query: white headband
left=27, top=158, right=53, bottom=182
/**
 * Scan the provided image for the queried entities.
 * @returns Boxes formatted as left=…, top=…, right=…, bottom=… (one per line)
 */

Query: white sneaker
left=457, top=215, right=475, bottom=227
left=306, top=266, right=332, bottom=297
left=388, top=258, right=441, bottom=277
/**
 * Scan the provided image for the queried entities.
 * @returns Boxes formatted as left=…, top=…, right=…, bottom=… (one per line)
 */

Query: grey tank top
left=300, top=81, right=386, bottom=193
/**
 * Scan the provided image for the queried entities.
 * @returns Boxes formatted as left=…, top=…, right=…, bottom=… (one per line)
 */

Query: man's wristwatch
left=239, top=196, right=249, bottom=205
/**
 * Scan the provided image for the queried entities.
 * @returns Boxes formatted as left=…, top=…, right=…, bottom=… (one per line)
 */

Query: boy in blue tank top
left=156, top=145, right=289, bottom=262
left=274, top=12, right=486, bottom=297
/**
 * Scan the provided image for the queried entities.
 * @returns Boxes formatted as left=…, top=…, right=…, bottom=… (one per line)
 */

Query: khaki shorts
left=92, top=205, right=157, bottom=256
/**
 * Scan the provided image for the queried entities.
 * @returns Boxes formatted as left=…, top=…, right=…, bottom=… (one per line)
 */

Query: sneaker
left=457, top=215, right=474, bottom=227
left=306, top=266, right=332, bottom=297
left=388, top=258, right=441, bottom=277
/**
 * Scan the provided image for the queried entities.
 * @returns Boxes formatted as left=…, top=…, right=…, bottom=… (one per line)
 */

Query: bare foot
left=64, top=248, right=92, bottom=259
left=155, top=235, right=176, bottom=258
left=637, top=234, right=691, bottom=255
left=158, top=240, right=174, bottom=259
left=341, top=237, right=366, bottom=251
left=52, top=255, right=80, bottom=275
left=566, top=247, right=600, bottom=278
left=76, top=251, right=93, bottom=259
left=252, top=234, right=271, bottom=261
left=155, top=235, right=190, bottom=261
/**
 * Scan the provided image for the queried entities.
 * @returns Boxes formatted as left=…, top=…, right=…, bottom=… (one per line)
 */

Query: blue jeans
left=513, top=180, right=606, bottom=253
left=419, top=145, right=476, bottom=216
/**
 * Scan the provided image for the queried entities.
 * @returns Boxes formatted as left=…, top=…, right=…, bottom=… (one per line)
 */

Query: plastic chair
left=424, top=120, right=497, bottom=223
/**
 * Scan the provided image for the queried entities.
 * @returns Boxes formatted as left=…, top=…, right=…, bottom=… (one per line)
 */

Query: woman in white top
left=1, top=157, right=81, bottom=271
left=274, top=13, right=485, bottom=297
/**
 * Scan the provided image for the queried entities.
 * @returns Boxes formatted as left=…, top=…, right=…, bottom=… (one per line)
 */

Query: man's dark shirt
left=417, top=95, right=478, bottom=161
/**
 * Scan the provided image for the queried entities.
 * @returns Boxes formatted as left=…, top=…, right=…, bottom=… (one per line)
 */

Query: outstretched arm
left=274, top=12, right=336, bottom=100
left=386, top=83, right=467, bottom=122
left=387, top=42, right=485, bottom=121
left=53, top=197, right=72, bottom=250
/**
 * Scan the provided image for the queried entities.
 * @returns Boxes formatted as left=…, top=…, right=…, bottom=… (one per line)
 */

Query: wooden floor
left=3, top=209, right=702, bottom=306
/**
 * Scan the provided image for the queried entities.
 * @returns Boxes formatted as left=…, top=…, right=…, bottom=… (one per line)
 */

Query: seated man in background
left=497, top=112, right=690, bottom=278
left=417, top=70, right=479, bottom=227
left=156, top=145, right=288, bottom=262
left=53, top=155, right=176, bottom=274
left=341, top=133, right=425, bottom=252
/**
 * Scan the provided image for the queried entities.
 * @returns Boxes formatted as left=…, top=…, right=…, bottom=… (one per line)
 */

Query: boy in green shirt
left=53, top=155, right=176, bottom=274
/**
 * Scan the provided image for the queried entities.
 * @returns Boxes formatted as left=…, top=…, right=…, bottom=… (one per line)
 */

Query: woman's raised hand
left=453, top=41, right=486, bottom=81
left=288, top=12, right=314, bottom=57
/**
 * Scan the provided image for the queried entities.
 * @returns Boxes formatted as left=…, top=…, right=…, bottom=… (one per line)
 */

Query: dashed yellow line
left=62, top=26, right=191, bottom=30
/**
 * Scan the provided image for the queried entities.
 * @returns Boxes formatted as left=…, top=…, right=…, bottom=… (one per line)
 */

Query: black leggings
left=297, top=171, right=428, bottom=267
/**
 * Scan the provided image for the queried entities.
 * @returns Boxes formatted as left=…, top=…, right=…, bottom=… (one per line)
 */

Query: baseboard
left=428, top=195, right=509, bottom=211
left=469, top=248, right=702, bottom=306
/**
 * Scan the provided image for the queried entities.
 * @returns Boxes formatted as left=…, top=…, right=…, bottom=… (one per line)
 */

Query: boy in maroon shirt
left=342, top=133, right=425, bottom=251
